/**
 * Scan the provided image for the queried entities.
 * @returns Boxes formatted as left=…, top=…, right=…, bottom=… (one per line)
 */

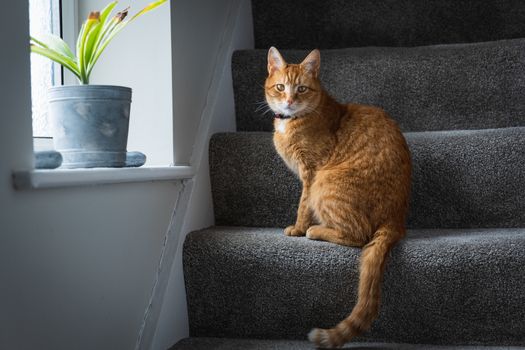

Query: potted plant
left=30, top=0, right=167, bottom=168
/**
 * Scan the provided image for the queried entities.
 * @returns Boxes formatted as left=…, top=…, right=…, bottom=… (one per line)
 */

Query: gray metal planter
left=48, top=85, right=133, bottom=168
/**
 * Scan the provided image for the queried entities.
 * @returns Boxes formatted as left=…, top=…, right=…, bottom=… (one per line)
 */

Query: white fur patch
left=276, top=118, right=288, bottom=134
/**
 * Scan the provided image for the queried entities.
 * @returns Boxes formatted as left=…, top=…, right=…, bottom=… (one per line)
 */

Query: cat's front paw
left=284, top=225, right=306, bottom=237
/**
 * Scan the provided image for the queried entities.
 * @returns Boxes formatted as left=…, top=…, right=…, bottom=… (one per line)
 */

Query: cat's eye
left=297, top=85, right=308, bottom=93
left=275, top=84, right=285, bottom=92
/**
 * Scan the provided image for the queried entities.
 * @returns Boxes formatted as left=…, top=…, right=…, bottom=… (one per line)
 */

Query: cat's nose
left=286, top=98, right=294, bottom=106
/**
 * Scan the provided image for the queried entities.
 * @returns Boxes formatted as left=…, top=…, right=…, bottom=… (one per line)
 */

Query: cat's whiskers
left=259, top=105, right=275, bottom=116
left=261, top=108, right=274, bottom=116
left=254, top=104, right=268, bottom=113
left=254, top=100, right=275, bottom=116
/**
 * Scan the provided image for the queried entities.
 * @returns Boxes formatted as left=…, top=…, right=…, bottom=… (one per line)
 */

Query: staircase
left=171, top=0, right=525, bottom=349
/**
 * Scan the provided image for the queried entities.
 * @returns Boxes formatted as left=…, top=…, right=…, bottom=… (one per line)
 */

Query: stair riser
left=210, top=128, right=525, bottom=229
left=233, top=40, right=525, bottom=132
left=252, top=0, right=525, bottom=49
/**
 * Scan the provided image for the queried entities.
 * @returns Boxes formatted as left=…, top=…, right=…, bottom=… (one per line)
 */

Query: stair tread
left=183, top=226, right=525, bottom=344
left=171, top=337, right=524, bottom=350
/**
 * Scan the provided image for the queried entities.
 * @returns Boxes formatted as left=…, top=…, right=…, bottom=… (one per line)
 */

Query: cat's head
left=265, top=47, right=322, bottom=118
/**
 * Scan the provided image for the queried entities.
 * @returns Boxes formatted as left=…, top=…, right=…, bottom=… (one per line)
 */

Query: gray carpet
left=178, top=2, right=525, bottom=349
left=251, top=0, right=525, bottom=49
left=183, top=227, right=525, bottom=345
left=170, top=337, right=525, bottom=350
left=210, top=128, right=525, bottom=229
left=232, top=40, right=525, bottom=132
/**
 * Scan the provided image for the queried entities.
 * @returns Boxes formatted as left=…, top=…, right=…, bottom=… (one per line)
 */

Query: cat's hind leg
left=306, top=225, right=366, bottom=247
left=306, top=196, right=371, bottom=247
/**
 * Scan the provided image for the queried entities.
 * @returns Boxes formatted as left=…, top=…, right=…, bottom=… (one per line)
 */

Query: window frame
left=27, top=0, right=189, bottom=184
left=15, top=0, right=194, bottom=190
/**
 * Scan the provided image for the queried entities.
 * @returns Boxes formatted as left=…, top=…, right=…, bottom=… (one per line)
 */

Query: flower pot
left=48, top=85, right=132, bottom=168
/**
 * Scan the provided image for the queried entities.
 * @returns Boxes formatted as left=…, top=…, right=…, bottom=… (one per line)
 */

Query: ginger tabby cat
left=265, top=47, right=411, bottom=348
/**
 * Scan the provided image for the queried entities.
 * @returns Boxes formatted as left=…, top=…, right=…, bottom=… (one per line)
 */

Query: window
left=28, top=0, right=61, bottom=138
left=25, top=0, right=174, bottom=167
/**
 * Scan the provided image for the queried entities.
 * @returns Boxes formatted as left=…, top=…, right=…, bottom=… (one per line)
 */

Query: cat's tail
left=308, top=225, right=401, bottom=348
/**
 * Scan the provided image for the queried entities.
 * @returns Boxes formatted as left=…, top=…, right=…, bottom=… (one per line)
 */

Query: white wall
left=0, top=2, right=181, bottom=350
left=0, top=182, right=181, bottom=350
left=0, top=1, right=254, bottom=349
left=171, top=0, right=238, bottom=165
left=150, top=1, right=254, bottom=348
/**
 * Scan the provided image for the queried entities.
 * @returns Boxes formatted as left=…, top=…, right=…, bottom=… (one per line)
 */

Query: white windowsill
left=13, top=165, right=194, bottom=190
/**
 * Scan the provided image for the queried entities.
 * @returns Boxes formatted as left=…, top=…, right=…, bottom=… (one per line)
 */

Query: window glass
left=29, top=0, right=61, bottom=137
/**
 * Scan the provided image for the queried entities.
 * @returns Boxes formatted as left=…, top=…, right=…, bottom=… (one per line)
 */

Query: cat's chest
left=274, top=125, right=336, bottom=178
left=275, top=118, right=288, bottom=134
left=273, top=121, right=298, bottom=173
left=273, top=121, right=320, bottom=174
left=274, top=141, right=300, bottom=175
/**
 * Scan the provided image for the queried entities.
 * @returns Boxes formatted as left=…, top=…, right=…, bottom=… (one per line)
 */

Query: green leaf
left=87, top=1, right=119, bottom=66
left=77, top=15, right=101, bottom=83
left=87, top=0, right=168, bottom=76
left=76, top=22, right=86, bottom=58
left=31, top=35, right=76, bottom=61
left=129, top=0, right=168, bottom=22
left=100, top=1, right=119, bottom=24
left=36, top=0, right=168, bottom=83
left=87, top=20, right=126, bottom=76
left=30, top=44, right=82, bottom=81
left=83, top=22, right=103, bottom=73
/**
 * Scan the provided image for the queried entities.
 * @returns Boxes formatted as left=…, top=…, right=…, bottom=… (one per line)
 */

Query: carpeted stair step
left=170, top=337, right=525, bottom=350
left=232, top=39, right=525, bottom=132
left=251, top=0, right=525, bottom=49
left=183, top=226, right=525, bottom=345
left=210, top=127, right=525, bottom=229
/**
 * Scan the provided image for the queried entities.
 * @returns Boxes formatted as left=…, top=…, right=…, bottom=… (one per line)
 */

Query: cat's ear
left=268, top=46, right=286, bottom=74
left=300, top=49, right=321, bottom=77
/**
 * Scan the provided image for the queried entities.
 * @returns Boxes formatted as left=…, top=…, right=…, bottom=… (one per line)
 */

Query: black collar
left=274, top=114, right=292, bottom=120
